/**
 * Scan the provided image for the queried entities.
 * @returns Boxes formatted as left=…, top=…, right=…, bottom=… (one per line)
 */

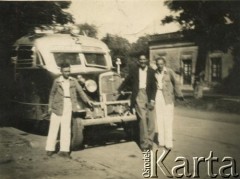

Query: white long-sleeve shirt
left=155, top=67, right=167, bottom=90
left=139, top=67, right=148, bottom=89
left=59, top=76, right=70, bottom=97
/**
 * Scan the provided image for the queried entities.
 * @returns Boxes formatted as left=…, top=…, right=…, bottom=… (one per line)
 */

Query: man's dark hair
left=139, top=53, right=149, bottom=59
left=139, top=54, right=148, bottom=60
left=60, top=62, right=70, bottom=69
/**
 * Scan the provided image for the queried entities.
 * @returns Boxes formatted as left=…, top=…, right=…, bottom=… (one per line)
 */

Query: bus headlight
left=85, top=79, right=97, bottom=93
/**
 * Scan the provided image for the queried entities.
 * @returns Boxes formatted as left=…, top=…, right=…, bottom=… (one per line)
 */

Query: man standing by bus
left=154, top=57, right=184, bottom=149
left=46, top=62, right=92, bottom=159
left=119, top=55, right=157, bottom=151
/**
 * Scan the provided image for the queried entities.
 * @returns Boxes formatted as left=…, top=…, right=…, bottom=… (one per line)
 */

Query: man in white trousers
left=155, top=57, right=184, bottom=149
left=46, top=62, right=92, bottom=159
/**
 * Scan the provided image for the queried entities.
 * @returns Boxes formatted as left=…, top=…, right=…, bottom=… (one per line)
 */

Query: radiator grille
left=100, top=73, right=122, bottom=101
left=100, top=74, right=122, bottom=94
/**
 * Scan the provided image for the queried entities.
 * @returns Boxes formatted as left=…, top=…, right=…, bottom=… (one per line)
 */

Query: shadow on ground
left=1, top=107, right=140, bottom=151
left=176, top=95, right=240, bottom=115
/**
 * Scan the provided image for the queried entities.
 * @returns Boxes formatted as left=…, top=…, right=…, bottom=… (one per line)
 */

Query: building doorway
left=182, top=59, right=192, bottom=85
left=211, top=57, right=222, bottom=82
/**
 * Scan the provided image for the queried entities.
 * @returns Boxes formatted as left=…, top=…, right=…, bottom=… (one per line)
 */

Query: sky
left=67, top=0, right=180, bottom=42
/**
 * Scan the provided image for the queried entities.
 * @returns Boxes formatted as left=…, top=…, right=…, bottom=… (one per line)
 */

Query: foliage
left=101, top=33, right=131, bottom=67
left=129, top=35, right=152, bottom=58
left=221, top=43, right=240, bottom=95
left=0, top=1, right=73, bottom=66
left=76, top=23, right=98, bottom=38
left=162, top=0, right=240, bottom=74
left=0, top=1, right=73, bottom=44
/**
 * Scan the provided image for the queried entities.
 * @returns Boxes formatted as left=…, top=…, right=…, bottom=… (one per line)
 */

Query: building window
left=182, top=59, right=192, bottom=85
left=211, top=57, right=222, bottom=82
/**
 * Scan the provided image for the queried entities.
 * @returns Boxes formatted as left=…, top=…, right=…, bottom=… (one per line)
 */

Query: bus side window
left=36, top=52, right=45, bottom=66
left=10, top=47, right=18, bottom=65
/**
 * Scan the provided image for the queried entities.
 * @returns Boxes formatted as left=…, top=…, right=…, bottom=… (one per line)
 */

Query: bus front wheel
left=71, top=117, right=84, bottom=151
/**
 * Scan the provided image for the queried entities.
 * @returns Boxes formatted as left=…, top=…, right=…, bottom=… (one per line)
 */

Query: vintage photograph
left=0, top=0, right=240, bottom=178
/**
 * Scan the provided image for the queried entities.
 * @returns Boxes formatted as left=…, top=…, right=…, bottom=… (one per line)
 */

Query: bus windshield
left=84, top=53, right=107, bottom=68
left=53, top=53, right=81, bottom=67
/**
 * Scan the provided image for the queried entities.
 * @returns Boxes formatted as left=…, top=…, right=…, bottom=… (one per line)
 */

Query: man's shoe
left=141, top=148, right=149, bottom=152
left=46, top=151, right=55, bottom=156
left=164, top=146, right=172, bottom=150
left=58, top=152, right=72, bottom=159
left=148, top=144, right=153, bottom=150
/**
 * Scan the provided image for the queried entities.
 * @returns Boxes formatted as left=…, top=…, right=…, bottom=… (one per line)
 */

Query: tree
left=102, top=33, right=131, bottom=67
left=0, top=1, right=73, bottom=66
left=0, top=1, right=73, bottom=43
left=76, top=23, right=98, bottom=38
left=222, top=43, right=240, bottom=95
left=129, top=35, right=152, bottom=58
left=162, top=0, right=240, bottom=75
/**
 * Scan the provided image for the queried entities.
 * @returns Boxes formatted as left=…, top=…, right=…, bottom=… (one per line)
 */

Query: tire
left=38, top=119, right=50, bottom=135
left=124, top=121, right=139, bottom=142
left=71, top=117, right=84, bottom=151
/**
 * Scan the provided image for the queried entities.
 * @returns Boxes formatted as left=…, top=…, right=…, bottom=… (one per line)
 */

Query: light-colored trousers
left=45, top=98, right=72, bottom=152
left=155, top=90, right=174, bottom=148
left=135, top=89, right=155, bottom=149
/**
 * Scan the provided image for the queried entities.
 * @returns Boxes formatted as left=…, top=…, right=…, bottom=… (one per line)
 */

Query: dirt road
left=1, top=108, right=240, bottom=179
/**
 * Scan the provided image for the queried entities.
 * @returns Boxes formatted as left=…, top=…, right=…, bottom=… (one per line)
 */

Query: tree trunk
left=194, top=44, right=208, bottom=99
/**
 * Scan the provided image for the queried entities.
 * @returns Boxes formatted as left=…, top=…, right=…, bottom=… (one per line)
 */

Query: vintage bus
left=10, top=31, right=137, bottom=149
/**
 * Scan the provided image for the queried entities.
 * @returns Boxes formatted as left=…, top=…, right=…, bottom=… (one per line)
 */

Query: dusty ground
left=0, top=107, right=240, bottom=179
left=0, top=126, right=143, bottom=179
left=176, top=95, right=240, bottom=115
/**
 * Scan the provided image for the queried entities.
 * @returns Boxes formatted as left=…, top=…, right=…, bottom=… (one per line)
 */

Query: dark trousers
left=135, top=89, right=155, bottom=149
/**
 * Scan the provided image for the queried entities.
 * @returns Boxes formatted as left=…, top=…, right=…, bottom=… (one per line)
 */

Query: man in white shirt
left=119, top=55, right=157, bottom=151
left=154, top=57, right=184, bottom=149
left=46, top=62, right=92, bottom=159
